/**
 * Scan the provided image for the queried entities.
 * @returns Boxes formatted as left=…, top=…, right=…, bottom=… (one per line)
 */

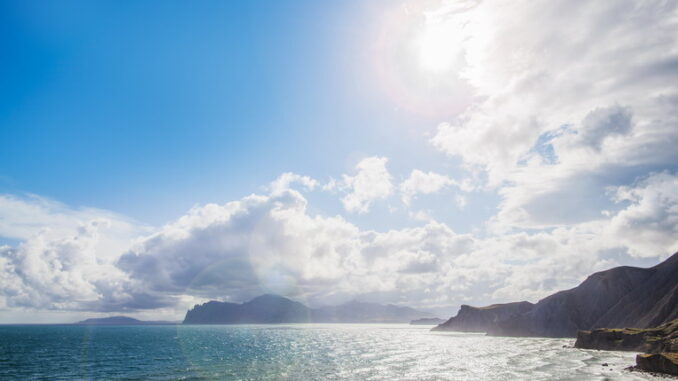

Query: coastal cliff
left=434, top=252, right=678, bottom=337
left=431, top=302, right=533, bottom=332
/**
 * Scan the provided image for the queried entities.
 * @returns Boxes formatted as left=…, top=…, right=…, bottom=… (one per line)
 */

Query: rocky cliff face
left=434, top=252, right=678, bottom=337
left=431, top=302, right=534, bottom=332
left=635, top=353, right=678, bottom=375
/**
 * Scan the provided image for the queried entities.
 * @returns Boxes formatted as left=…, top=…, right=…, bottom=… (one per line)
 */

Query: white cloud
left=399, top=170, right=457, bottom=206
left=0, top=195, right=165, bottom=313
left=604, top=171, right=678, bottom=257
left=340, top=156, right=393, bottom=214
left=0, top=194, right=143, bottom=259
left=429, top=0, right=678, bottom=232
left=1, top=179, right=675, bottom=317
left=269, top=172, right=318, bottom=194
left=322, top=177, right=338, bottom=192
left=0, top=220, right=135, bottom=311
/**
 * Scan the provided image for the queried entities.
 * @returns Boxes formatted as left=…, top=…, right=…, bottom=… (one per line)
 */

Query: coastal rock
left=635, top=353, right=678, bottom=376
left=575, top=318, right=678, bottom=353
left=575, top=327, right=652, bottom=352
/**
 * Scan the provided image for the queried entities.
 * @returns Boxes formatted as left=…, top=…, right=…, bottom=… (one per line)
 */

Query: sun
left=415, top=15, right=464, bottom=74
left=416, top=22, right=459, bottom=73
left=371, top=3, right=472, bottom=117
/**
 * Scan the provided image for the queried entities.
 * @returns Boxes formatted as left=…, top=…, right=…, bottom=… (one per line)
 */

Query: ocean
left=0, top=324, right=655, bottom=380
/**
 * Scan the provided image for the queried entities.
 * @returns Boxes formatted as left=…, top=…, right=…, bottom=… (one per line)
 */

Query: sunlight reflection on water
left=0, top=324, right=657, bottom=380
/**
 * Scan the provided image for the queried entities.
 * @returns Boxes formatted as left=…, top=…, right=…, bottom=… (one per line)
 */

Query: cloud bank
left=2, top=170, right=676, bottom=315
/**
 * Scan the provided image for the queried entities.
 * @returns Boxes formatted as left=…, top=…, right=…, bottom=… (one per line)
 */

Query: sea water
left=0, top=324, right=657, bottom=380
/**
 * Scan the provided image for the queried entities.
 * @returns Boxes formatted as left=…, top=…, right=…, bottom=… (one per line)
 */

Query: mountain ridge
left=183, top=294, right=432, bottom=324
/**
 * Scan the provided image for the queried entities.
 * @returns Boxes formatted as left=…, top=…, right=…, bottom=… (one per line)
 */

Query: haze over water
left=0, top=324, right=653, bottom=380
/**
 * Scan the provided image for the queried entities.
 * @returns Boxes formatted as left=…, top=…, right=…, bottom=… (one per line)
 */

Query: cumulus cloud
left=0, top=190, right=522, bottom=311
left=0, top=194, right=147, bottom=310
left=0, top=194, right=143, bottom=257
left=0, top=220, right=140, bottom=311
left=0, top=195, right=173, bottom=312
left=1, top=176, right=675, bottom=316
left=340, top=156, right=393, bottom=214
left=117, top=190, right=360, bottom=304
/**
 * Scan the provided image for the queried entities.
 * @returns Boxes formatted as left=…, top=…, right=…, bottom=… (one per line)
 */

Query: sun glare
left=416, top=22, right=459, bottom=73
left=372, top=4, right=472, bottom=117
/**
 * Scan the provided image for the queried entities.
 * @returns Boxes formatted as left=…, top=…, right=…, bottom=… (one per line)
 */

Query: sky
left=0, top=0, right=677, bottom=323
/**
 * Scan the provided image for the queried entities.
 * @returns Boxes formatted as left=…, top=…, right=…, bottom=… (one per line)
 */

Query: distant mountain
left=75, top=316, right=177, bottom=325
left=183, top=294, right=432, bottom=324
left=313, top=300, right=432, bottom=323
left=183, top=295, right=313, bottom=324
left=434, top=252, right=678, bottom=337
left=410, top=318, right=445, bottom=325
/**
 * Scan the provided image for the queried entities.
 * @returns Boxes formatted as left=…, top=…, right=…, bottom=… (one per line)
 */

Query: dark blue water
left=0, top=324, right=652, bottom=380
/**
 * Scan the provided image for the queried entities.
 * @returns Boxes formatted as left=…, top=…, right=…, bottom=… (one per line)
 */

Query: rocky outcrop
left=575, top=317, right=678, bottom=376
left=575, top=318, right=678, bottom=353
left=432, top=302, right=534, bottom=332
left=634, top=353, right=678, bottom=376
left=183, top=294, right=432, bottom=324
left=434, top=252, right=678, bottom=337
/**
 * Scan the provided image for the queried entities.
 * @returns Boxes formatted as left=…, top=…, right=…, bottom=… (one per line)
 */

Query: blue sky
left=1, top=0, right=470, bottom=228
left=1, top=0, right=677, bottom=322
